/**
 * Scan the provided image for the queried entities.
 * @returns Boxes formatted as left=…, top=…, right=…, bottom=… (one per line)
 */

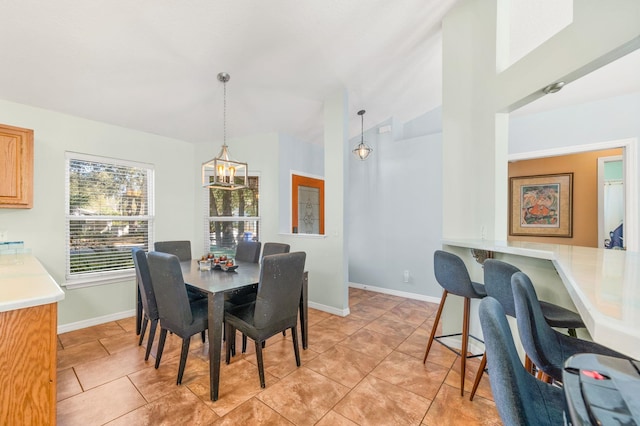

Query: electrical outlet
left=403, top=270, right=410, bottom=283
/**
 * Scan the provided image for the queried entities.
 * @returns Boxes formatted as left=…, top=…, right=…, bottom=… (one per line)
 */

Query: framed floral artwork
left=509, top=173, right=573, bottom=237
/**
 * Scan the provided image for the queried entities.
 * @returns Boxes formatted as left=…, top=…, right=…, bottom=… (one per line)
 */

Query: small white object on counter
left=0, top=254, right=65, bottom=312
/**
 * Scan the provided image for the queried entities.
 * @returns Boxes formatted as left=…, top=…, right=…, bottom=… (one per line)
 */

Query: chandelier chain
left=223, top=77, right=227, bottom=144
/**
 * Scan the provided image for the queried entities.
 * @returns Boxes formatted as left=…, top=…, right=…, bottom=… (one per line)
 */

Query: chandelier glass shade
left=353, top=109, right=373, bottom=161
left=202, top=72, right=248, bottom=190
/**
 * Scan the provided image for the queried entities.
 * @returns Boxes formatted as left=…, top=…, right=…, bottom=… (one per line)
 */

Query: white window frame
left=64, top=152, right=154, bottom=288
left=203, top=173, right=261, bottom=254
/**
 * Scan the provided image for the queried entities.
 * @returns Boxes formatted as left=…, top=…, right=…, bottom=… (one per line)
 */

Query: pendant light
left=352, top=109, right=373, bottom=160
left=202, top=72, right=248, bottom=190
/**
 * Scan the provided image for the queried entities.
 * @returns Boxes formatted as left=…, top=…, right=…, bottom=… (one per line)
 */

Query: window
left=292, top=174, right=324, bottom=234
left=65, top=153, right=154, bottom=283
left=204, top=175, right=259, bottom=256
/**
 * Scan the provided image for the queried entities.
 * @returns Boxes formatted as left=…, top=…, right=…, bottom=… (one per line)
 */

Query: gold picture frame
left=509, top=173, right=573, bottom=237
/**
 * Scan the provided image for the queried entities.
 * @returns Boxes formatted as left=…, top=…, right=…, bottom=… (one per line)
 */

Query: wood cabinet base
left=0, top=303, right=57, bottom=425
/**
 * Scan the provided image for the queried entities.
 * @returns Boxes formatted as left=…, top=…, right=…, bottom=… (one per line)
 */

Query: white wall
left=442, top=0, right=640, bottom=242
left=277, top=134, right=324, bottom=234
left=0, top=99, right=196, bottom=326
left=348, top=108, right=443, bottom=299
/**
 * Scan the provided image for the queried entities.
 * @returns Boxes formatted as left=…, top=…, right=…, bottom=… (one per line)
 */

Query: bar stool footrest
left=433, top=332, right=484, bottom=359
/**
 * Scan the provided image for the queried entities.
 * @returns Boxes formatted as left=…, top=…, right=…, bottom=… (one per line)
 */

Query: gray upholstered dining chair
left=512, top=271, right=632, bottom=382
left=147, top=251, right=209, bottom=385
left=234, top=240, right=262, bottom=263
left=132, top=248, right=159, bottom=361
left=470, top=259, right=586, bottom=400
left=261, top=242, right=290, bottom=260
left=154, top=240, right=192, bottom=261
left=225, top=252, right=306, bottom=388
left=155, top=240, right=207, bottom=302
left=423, top=250, right=486, bottom=396
left=479, top=297, right=565, bottom=426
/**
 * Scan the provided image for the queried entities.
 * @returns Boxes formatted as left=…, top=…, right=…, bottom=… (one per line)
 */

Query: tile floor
left=56, top=288, right=502, bottom=425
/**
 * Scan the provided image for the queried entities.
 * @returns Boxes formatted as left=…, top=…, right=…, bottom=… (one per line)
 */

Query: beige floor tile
left=242, top=337, right=319, bottom=379
left=348, top=303, right=387, bottom=321
left=57, top=377, right=146, bottom=426
left=74, top=346, right=151, bottom=390
left=370, top=351, right=450, bottom=400
left=59, top=322, right=126, bottom=349
left=188, top=358, right=279, bottom=417
left=57, top=340, right=109, bottom=371
left=305, top=345, right=380, bottom=388
left=383, top=302, right=432, bottom=326
left=57, top=368, right=82, bottom=401
left=315, top=410, right=359, bottom=426
left=128, top=354, right=210, bottom=403
left=334, top=375, right=430, bottom=426
left=99, top=330, right=142, bottom=355
left=106, top=387, right=219, bottom=425
left=257, top=367, right=350, bottom=426
left=337, top=328, right=404, bottom=361
left=211, top=398, right=293, bottom=425
left=364, top=315, right=418, bottom=339
left=116, top=316, right=138, bottom=333
left=315, top=315, right=369, bottom=336
left=55, top=289, right=502, bottom=426
left=305, top=326, right=349, bottom=354
left=444, top=355, right=493, bottom=401
left=422, top=383, right=501, bottom=426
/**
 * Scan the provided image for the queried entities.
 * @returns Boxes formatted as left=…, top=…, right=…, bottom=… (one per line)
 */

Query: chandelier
left=202, top=72, right=248, bottom=190
left=352, top=109, right=373, bottom=160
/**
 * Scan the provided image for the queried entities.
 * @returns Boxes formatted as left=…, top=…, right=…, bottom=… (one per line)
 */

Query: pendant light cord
left=223, top=78, right=227, bottom=144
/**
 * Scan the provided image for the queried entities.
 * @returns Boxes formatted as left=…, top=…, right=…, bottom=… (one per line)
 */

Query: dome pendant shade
left=352, top=109, right=373, bottom=161
left=202, top=72, right=248, bottom=190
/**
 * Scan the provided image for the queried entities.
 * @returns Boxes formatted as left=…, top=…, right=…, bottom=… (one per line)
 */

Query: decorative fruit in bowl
left=220, top=255, right=227, bottom=261
left=225, top=259, right=234, bottom=267
left=207, top=253, right=214, bottom=259
left=213, top=257, right=220, bottom=264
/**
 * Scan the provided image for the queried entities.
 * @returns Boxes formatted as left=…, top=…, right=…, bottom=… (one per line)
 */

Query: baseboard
left=349, top=282, right=441, bottom=305
left=58, top=309, right=136, bottom=334
left=308, top=301, right=350, bottom=317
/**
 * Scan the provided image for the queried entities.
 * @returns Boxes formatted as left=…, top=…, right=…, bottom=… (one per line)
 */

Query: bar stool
left=469, top=259, right=586, bottom=400
left=423, top=250, right=486, bottom=396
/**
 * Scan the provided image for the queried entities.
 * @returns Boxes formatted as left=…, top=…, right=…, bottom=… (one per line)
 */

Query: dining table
left=136, top=259, right=308, bottom=401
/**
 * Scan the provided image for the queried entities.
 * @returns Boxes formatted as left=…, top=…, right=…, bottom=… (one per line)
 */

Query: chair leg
left=138, top=317, right=148, bottom=346
left=255, top=340, right=266, bottom=388
left=155, top=328, right=168, bottom=369
left=144, top=319, right=158, bottom=361
left=177, top=337, right=191, bottom=385
left=291, top=326, right=301, bottom=367
left=470, top=352, right=486, bottom=401
left=201, top=330, right=206, bottom=343
left=225, top=323, right=234, bottom=364
left=568, top=328, right=577, bottom=337
left=242, top=334, right=247, bottom=353
left=460, top=296, right=471, bottom=396
left=424, top=290, right=448, bottom=363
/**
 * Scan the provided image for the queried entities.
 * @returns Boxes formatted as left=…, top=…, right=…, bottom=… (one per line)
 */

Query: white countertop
left=0, top=254, right=65, bottom=312
left=443, top=239, right=640, bottom=359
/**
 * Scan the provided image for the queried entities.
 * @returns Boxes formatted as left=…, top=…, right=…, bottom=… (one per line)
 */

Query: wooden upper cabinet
left=0, top=123, right=33, bottom=208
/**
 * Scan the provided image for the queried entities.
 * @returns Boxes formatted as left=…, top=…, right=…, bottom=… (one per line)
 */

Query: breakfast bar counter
left=443, top=239, right=640, bottom=360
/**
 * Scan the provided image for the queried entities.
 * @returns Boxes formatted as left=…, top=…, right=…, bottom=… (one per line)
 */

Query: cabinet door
left=0, top=123, right=34, bottom=208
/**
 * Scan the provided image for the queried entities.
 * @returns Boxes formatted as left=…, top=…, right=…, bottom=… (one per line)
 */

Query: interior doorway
left=598, top=155, right=625, bottom=249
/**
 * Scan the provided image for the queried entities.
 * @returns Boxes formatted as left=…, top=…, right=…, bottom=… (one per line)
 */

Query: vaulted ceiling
left=0, top=0, right=458, bottom=145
